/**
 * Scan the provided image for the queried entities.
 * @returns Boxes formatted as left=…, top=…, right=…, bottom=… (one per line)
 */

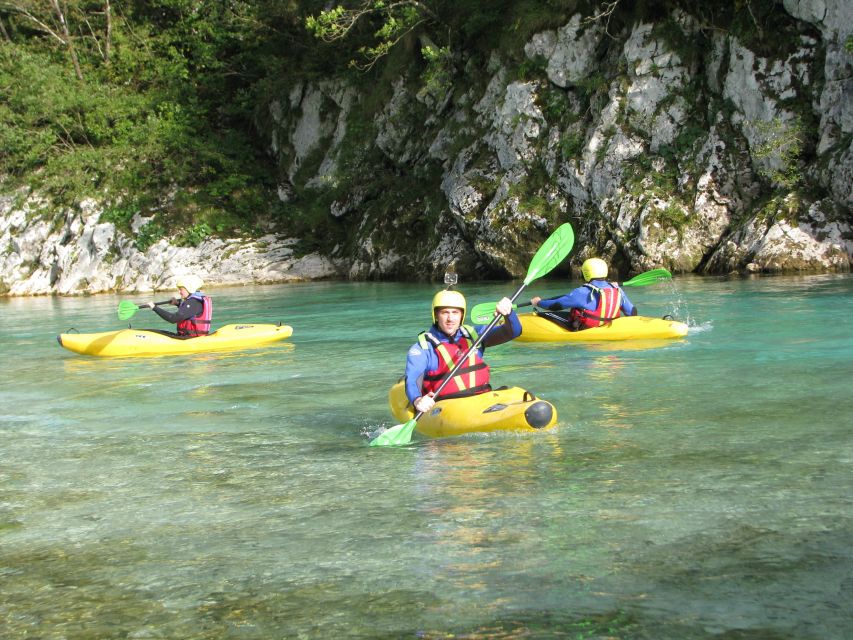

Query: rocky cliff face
left=267, top=0, right=851, bottom=280
left=0, top=193, right=338, bottom=296
left=1, top=1, right=850, bottom=295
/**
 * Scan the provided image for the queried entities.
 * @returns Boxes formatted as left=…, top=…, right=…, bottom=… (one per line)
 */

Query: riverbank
left=2, top=192, right=850, bottom=297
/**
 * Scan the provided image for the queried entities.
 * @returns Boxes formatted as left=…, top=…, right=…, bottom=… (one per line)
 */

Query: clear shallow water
left=1, top=275, right=851, bottom=639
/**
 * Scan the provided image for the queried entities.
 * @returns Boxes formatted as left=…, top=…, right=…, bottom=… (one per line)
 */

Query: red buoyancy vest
left=420, top=330, right=491, bottom=400
left=570, top=284, right=622, bottom=329
left=177, top=294, right=213, bottom=337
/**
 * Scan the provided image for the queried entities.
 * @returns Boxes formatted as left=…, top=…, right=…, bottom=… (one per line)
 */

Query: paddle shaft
left=118, top=299, right=175, bottom=321
left=529, top=277, right=668, bottom=303
left=411, top=282, right=532, bottom=422
left=121, top=300, right=173, bottom=310
left=129, top=300, right=174, bottom=313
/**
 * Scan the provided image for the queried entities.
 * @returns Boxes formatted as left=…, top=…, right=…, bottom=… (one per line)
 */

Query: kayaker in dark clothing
left=530, top=258, right=637, bottom=331
left=404, top=289, right=520, bottom=414
left=145, top=275, right=213, bottom=337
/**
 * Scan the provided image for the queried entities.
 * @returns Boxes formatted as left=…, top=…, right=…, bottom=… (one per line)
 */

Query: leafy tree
left=306, top=0, right=439, bottom=71
left=0, top=0, right=316, bottom=236
left=0, top=0, right=97, bottom=80
left=752, top=117, right=804, bottom=189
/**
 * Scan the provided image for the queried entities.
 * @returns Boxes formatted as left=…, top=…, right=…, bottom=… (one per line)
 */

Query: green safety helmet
left=581, top=258, right=608, bottom=281
left=432, top=289, right=466, bottom=324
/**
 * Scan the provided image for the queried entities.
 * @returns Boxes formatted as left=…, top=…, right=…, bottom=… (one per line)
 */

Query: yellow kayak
left=388, top=379, right=557, bottom=438
left=516, top=313, right=688, bottom=342
left=58, top=323, right=293, bottom=357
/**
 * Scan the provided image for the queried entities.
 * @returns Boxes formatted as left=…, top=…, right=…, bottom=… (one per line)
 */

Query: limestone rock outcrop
left=2, top=3, right=850, bottom=296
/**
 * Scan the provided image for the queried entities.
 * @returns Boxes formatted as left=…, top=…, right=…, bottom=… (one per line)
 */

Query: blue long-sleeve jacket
left=404, top=311, right=521, bottom=404
left=536, top=279, right=636, bottom=316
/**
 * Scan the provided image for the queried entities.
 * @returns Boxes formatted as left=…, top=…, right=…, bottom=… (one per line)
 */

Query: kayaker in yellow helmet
left=144, top=275, right=213, bottom=338
left=530, top=258, right=637, bottom=331
left=404, top=289, right=520, bottom=414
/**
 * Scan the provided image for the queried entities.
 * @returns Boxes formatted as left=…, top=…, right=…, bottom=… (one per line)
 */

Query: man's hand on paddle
left=414, top=393, right=436, bottom=413
left=495, top=297, right=514, bottom=316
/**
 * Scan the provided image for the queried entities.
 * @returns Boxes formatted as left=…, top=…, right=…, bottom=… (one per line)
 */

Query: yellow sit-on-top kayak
left=388, top=379, right=557, bottom=439
left=58, top=323, right=293, bottom=357
left=516, top=314, right=688, bottom=342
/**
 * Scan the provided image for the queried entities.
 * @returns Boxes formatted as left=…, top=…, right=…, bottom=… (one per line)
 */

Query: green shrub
left=135, top=220, right=166, bottom=252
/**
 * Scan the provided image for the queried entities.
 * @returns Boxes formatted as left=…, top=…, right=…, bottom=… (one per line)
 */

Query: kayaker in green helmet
left=144, top=275, right=213, bottom=338
left=530, top=258, right=637, bottom=331
left=404, top=289, right=520, bottom=414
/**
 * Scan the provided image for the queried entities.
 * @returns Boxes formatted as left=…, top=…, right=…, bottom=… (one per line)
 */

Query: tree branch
left=83, top=16, right=105, bottom=59
left=0, top=14, right=11, bottom=41
left=354, top=18, right=427, bottom=71
left=4, top=5, right=67, bottom=45
left=307, top=0, right=437, bottom=42
left=103, top=0, right=110, bottom=63
left=582, top=0, right=620, bottom=38
left=50, top=0, right=84, bottom=80
left=306, top=0, right=441, bottom=71
left=744, top=0, right=763, bottom=39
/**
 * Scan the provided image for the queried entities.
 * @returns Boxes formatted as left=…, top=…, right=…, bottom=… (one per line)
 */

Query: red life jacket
left=570, top=283, right=622, bottom=329
left=177, top=294, right=213, bottom=337
left=419, top=327, right=491, bottom=400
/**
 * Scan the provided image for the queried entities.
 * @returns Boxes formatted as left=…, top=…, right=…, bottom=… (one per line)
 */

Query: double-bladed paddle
left=369, top=223, right=575, bottom=447
left=468, top=268, right=673, bottom=324
left=117, top=300, right=172, bottom=321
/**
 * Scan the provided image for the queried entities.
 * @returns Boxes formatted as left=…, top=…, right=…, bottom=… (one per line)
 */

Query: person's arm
left=618, top=287, right=638, bottom=316
left=531, top=294, right=569, bottom=310
left=480, top=298, right=522, bottom=347
left=534, top=287, right=591, bottom=311
left=404, top=342, right=430, bottom=406
left=152, top=298, right=203, bottom=324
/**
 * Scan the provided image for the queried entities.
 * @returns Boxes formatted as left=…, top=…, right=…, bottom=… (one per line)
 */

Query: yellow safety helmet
left=432, top=289, right=466, bottom=324
left=581, top=258, right=608, bottom=281
left=176, top=275, right=203, bottom=293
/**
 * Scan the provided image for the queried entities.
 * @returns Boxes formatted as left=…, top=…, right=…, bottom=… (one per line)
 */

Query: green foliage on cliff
left=1, top=0, right=572, bottom=244
left=0, top=0, right=329, bottom=237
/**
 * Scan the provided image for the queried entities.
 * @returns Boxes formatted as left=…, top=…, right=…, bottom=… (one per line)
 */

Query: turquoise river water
left=1, top=274, right=851, bottom=639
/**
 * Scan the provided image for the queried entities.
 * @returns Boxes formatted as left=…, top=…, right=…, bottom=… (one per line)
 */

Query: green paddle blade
left=369, top=419, right=417, bottom=447
left=622, top=268, right=672, bottom=287
left=117, top=300, right=141, bottom=321
left=468, top=224, right=574, bottom=324
left=470, top=302, right=517, bottom=324
left=470, top=302, right=537, bottom=324
left=524, top=223, right=574, bottom=284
